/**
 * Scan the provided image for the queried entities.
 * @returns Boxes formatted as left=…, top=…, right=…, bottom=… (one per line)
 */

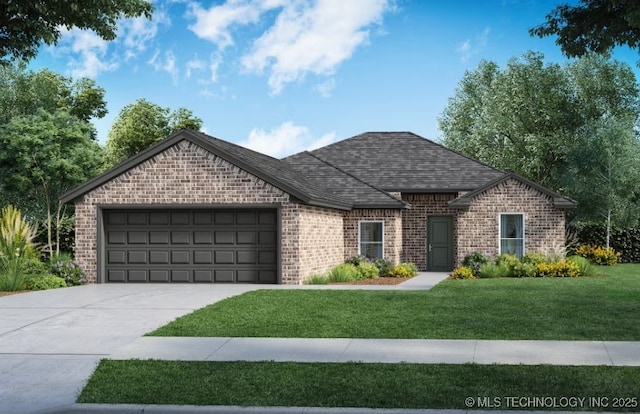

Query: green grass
left=150, top=264, right=640, bottom=340
left=78, top=360, right=640, bottom=411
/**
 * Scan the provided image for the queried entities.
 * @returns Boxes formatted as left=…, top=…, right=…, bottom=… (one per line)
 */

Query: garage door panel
left=149, top=231, right=169, bottom=244
left=104, top=209, right=278, bottom=284
left=128, top=270, right=147, bottom=282
left=149, top=251, right=169, bottom=264
left=149, top=270, right=169, bottom=282
left=108, top=251, right=126, bottom=264
left=171, top=270, right=190, bottom=282
left=128, top=251, right=147, bottom=264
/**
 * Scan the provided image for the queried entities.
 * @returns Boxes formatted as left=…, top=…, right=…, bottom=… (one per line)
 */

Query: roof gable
left=306, top=131, right=505, bottom=192
left=448, top=172, right=577, bottom=209
left=60, top=130, right=352, bottom=210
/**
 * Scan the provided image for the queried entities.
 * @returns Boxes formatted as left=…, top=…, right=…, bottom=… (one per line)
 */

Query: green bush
left=535, top=260, right=580, bottom=278
left=496, top=254, right=520, bottom=270
left=478, top=263, right=511, bottom=278
left=373, top=258, right=393, bottom=277
left=305, top=274, right=329, bottom=285
left=345, top=255, right=367, bottom=266
left=522, top=252, right=548, bottom=265
left=0, top=256, right=29, bottom=291
left=356, top=262, right=380, bottom=279
left=25, top=275, right=67, bottom=290
left=511, top=262, right=537, bottom=278
left=572, top=222, right=640, bottom=263
left=450, top=266, right=475, bottom=280
left=575, top=244, right=621, bottom=266
left=389, top=262, right=418, bottom=278
left=462, top=251, right=492, bottom=276
left=327, top=264, right=360, bottom=283
left=49, top=254, right=88, bottom=286
left=567, top=255, right=596, bottom=277
left=0, top=205, right=39, bottom=260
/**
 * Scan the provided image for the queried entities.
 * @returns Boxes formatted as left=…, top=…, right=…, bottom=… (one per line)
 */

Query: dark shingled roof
left=283, top=152, right=407, bottom=209
left=306, top=131, right=505, bottom=192
left=60, top=130, right=353, bottom=210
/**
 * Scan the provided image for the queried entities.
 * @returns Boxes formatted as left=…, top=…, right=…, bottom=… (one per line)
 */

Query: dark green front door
left=427, top=216, right=453, bottom=272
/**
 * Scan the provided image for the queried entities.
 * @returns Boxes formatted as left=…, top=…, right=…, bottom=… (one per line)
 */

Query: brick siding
left=297, top=205, right=345, bottom=282
left=456, top=178, right=566, bottom=264
left=343, top=209, right=403, bottom=264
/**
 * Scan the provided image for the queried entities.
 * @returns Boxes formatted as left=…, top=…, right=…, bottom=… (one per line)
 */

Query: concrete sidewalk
left=110, top=337, right=640, bottom=366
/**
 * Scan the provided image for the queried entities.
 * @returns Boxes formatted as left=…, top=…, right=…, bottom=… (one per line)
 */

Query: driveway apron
left=0, top=284, right=262, bottom=414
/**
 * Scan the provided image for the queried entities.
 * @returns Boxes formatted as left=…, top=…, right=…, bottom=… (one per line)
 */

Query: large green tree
left=439, top=52, right=640, bottom=227
left=530, top=0, right=640, bottom=59
left=0, top=63, right=107, bottom=253
left=105, top=98, right=203, bottom=166
left=0, top=0, right=153, bottom=64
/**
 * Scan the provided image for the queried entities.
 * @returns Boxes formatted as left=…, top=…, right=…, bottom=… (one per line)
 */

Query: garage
left=103, top=208, right=278, bottom=283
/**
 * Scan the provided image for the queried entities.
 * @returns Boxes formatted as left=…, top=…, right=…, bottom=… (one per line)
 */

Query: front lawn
left=149, top=265, right=640, bottom=340
left=78, top=360, right=640, bottom=411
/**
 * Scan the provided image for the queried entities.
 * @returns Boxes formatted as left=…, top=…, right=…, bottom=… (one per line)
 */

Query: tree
left=0, top=110, right=104, bottom=255
left=530, top=0, right=640, bottom=59
left=439, top=52, right=640, bottom=227
left=105, top=99, right=203, bottom=166
left=0, top=0, right=153, bottom=64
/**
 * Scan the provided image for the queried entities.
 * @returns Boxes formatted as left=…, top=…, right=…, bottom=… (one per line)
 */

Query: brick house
left=61, top=130, right=576, bottom=284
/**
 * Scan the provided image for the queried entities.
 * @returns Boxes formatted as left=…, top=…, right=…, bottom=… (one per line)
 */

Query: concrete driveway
left=0, top=284, right=263, bottom=414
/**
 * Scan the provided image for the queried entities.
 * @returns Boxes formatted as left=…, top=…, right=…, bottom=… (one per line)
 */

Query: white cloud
left=239, top=122, right=337, bottom=157
left=188, top=0, right=285, bottom=49
left=186, top=56, right=206, bottom=78
left=457, top=27, right=490, bottom=64
left=241, top=0, right=389, bottom=94
left=120, top=9, right=171, bottom=59
left=315, top=78, right=335, bottom=98
left=148, top=49, right=179, bottom=84
left=57, top=28, right=118, bottom=78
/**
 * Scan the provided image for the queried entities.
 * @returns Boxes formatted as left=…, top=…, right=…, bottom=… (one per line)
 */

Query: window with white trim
left=359, top=221, right=384, bottom=259
left=500, top=213, right=524, bottom=258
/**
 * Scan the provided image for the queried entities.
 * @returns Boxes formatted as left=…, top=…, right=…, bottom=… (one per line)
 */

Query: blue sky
left=29, top=0, right=640, bottom=158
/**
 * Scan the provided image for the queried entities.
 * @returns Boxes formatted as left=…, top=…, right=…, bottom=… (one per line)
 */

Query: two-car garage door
left=103, top=209, right=278, bottom=283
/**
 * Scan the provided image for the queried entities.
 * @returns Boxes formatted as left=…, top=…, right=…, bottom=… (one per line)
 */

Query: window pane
left=501, top=214, right=523, bottom=238
left=361, top=243, right=383, bottom=260
left=501, top=239, right=523, bottom=258
left=360, top=222, right=383, bottom=243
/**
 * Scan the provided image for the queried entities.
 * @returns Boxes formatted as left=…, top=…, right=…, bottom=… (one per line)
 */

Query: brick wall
left=456, top=178, right=566, bottom=264
left=343, top=209, right=403, bottom=264
left=401, top=193, right=459, bottom=270
left=74, top=140, right=305, bottom=283
left=297, top=205, right=345, bottom=282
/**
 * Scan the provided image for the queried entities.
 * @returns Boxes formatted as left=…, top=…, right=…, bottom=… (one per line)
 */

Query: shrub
left=49, top=254, right=88, bottom=286
left=0, top=205, right=39, bottom=260
left=462, top=251, right=491, bottom=276
left=345, top=255, right=368, bottom=266
left=0, top=256, right=29, bottom=291
left=327, top=264, right=359, bottom=283
left=373, top=258, right=393, bottom=277
left=25, top=275, right=67, bottom=290
left=522, top=252, right=548, bottom=265
left=389, top=262, right=418, bottom=278
left=575, top=244, right=621, bottom=266
left=511, top=262, right=536, bottom=278
left=535, top=260, right=580, bottom=278
left=356, top=262, right=380, bottom=279
left=495, top=254, right=520, bottom=272
left=567, top=255, right=596, bottom=277
left=305, top=274, right=329, bottom=285
left=450, top=266, right=475, bottom=280
left=478, top=263, right=511, bottom=278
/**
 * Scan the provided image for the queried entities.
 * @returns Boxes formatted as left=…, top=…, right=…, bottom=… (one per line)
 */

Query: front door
left=427, top=215, right=453, bottom=272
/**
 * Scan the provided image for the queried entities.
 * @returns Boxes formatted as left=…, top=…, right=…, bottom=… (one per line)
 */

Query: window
left=359, top=221, right=384, bottom=259
left=500, top=214, right=524, bottom=258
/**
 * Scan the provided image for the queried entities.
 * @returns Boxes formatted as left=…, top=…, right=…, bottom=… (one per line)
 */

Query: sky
left=29, top=0, right=640, bottom=158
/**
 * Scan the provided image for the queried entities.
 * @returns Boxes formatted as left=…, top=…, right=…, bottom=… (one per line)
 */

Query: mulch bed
left=330, top=277, right=412, bottom=285
left=0, top=290, right=31, bottom=297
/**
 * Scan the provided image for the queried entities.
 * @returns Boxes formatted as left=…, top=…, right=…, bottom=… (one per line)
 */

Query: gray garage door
left=103, top=209, right=278, bottom=283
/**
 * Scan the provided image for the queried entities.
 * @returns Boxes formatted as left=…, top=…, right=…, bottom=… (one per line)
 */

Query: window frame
left=358, top=220, right=384, bottom=260
left=498, top=213, right=525, bottom=258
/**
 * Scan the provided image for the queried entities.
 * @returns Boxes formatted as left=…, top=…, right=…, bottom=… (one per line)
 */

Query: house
left=60, top=130, right=576, bottom=284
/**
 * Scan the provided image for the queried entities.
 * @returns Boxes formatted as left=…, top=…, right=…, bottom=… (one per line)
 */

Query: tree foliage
left=0, top=0, right=153, bottom=64
left=105, top=98, right=203, bottom=166
left=530, top=0, right=640, bottom=59
left=439, top=52, right=640, bottom=227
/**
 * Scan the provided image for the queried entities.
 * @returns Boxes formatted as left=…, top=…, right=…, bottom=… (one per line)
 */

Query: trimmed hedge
left=572, top=223, right=640, bottom=263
